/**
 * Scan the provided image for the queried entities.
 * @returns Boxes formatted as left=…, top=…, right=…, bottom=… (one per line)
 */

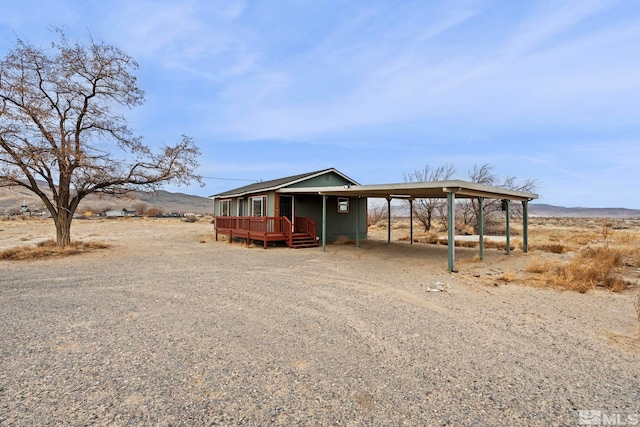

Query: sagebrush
left=0, top=240, right=110, bottom=260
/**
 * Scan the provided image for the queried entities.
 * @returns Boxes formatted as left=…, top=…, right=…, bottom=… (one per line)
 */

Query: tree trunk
left=55, top=211, right=72, bottom=248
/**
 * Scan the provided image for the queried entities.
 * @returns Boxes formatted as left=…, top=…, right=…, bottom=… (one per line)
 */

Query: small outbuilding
left=105, top=208, right=136, bottom=218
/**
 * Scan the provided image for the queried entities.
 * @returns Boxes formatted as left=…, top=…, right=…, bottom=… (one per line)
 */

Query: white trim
left=220, top=199, right=232, bottom=216
left=249, top=195, right=267, bottom=217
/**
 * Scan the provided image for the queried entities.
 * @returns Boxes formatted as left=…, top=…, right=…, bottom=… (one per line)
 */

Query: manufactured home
left=211, top=167, right=539, bottom=273
left=210, top=168, right=368, bottom=248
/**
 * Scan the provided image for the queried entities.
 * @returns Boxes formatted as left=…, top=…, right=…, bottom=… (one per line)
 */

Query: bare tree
left=367, top=202, right=388, bottom=226
left=145, top=207, right=164, bottom=217
left=403, top=163, right=455, bottom=231
left=457, top=164, right=537, bottom=233
left=133, top=202, right=148, bottom=216
left=0, top=32, right=201, bottom=247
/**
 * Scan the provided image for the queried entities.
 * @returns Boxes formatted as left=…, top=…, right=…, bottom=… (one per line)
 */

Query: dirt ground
left=1, top=217, right=639, bottom=426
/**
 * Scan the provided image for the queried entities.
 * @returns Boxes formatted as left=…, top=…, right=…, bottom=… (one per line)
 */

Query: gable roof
left=209, top=168, right=358, bottom=199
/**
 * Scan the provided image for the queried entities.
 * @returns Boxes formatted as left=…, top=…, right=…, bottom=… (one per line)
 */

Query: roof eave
left=279, top=180, right=538, bottom=201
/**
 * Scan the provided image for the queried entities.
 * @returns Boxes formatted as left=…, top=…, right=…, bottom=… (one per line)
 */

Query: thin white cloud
left=207, top=0, right=638, bottom=142
left=1, top=0, right=639, bottom=206
left=99, top=0, right=252, bottom=79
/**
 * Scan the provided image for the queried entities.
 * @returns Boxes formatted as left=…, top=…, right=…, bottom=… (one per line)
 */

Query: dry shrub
left=496, top=270, right=516, bottom=283
left=422, top=233, right=440, bottom=244
left=530, top=243, right=566, bottom=254
left=333, top=236, right=353, bottom=245
left=545, top=243, right=566, bottom=254
left=438, top=238, right=476, bottom=247
left=482, top=239, right=516, bottom=251
left=537, top=246, right=629, bottom=293
left=0, top=240, right=110, bottom=260
left=635, top=291, right=640, bottom=335
left=407, top=233, right=441, bottom=244
left=392, top=222, right=409, bottom=230
left=458, top=224, right=474, bottom=235
left=624, top=247, right=640, bottom=268
left=617, top=233, right=637, bottom=244
left=367, top=205, right=387, bottom=227
left=526, top=257, right=555, bottom=274
left=370, top=221, right=387, bottom=230
left=239, top=240, right=256, bottom=248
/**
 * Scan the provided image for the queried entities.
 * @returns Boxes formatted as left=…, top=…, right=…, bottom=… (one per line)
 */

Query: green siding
left=294, top=195, right=367, bottom=242
left=214, top=170, right=366, bottom=243
left=286, top=171, right=353, bottom=188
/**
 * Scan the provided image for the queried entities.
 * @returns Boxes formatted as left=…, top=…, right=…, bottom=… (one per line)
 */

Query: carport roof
left=278, top=180, right=538, bottom=201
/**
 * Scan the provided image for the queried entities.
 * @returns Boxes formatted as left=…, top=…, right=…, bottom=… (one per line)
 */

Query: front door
left=280, top=195, right=293, bottom=222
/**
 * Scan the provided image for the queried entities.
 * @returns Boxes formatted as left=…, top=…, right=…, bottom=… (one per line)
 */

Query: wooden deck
left=214, top=216, right=318, bottom=249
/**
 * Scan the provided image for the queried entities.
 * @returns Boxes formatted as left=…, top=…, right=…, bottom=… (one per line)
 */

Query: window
left=337, top=197, right=349, bottom=214
left=220, top=199, right=231, bottom=216
left=237, top=198, right=245, bottom=216
left=250, top=195, right=267, bottom=217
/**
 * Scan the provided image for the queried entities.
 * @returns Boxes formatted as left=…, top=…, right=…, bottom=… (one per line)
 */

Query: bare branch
left=0, top=32, right=200, bottom=247
left=404, top=163, right=456, bottom=231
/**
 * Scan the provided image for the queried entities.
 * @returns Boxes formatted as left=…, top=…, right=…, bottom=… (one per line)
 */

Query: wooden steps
left=289, top=232, right=319, bottom=248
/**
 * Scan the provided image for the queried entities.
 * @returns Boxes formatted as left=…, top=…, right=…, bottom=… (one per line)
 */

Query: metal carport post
left=322, top=195, right=327, bottom=252
left=355, top=196, right=360, bottom=248
left=522, top=200, right=529, bottom=253
left=447, top=190, right=456, bottom=273
left=478, top=197, right=485, bottom=260
left=386, top=197, right=392, bottom=244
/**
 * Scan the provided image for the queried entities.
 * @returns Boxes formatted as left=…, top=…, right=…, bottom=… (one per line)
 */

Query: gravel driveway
left=1, top=219, right=638, bottom=426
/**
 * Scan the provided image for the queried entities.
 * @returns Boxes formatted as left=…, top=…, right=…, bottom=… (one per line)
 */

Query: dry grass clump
left=0, top=240, right=110, bottom=260
left=420, top=233, right=441, bottom=244
left=530, top=246, right=630, bottom=293
left=617, top=233, right=637, bottom=244
left=239, top=239, right=256, bottom=248
left=530, top=243, right=566, bottom=254
left=398, top=233, right=440, bottom=244
left=525, top=257, right=556, bottom=274
left=635, top=291, right=640, bottom=336
left=496, top=270, right=517, bottom=283
left=623, top=247, right=640, bottom=268
left=439, top=238, right=466, bottom=247
left=483, top=239, right=517, bottom=251
left=333, top=236, right=354, bottom=245
left=455, top=239, right=477, bottom=248
left=391, top=222, right=409, bottom=230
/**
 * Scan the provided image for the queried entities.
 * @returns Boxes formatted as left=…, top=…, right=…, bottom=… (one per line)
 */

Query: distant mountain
left=128, top=190, right=212, bottom=214
left=2, top=185, right=639, bottom=218
left=528, top=204, right=640, bottom=218
left=376, top=201, right=640, bottom=219
left=0, top=185, right=212, bottom=215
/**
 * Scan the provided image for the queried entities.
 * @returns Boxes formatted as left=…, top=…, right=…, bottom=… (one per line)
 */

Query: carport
left=283, top=180, right=538, bottom=272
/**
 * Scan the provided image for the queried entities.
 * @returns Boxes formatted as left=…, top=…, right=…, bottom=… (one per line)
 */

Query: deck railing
left=215, top=216, right=283, bottom=233
left=295, top=216, right=317, bottom=241
left=215, top=215, right=314, bottom=248
left=281, top=217, right=293, bottom=247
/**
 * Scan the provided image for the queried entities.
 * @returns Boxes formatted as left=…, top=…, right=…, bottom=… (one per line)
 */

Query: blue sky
left=2, top=0, right=639, bottom=208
